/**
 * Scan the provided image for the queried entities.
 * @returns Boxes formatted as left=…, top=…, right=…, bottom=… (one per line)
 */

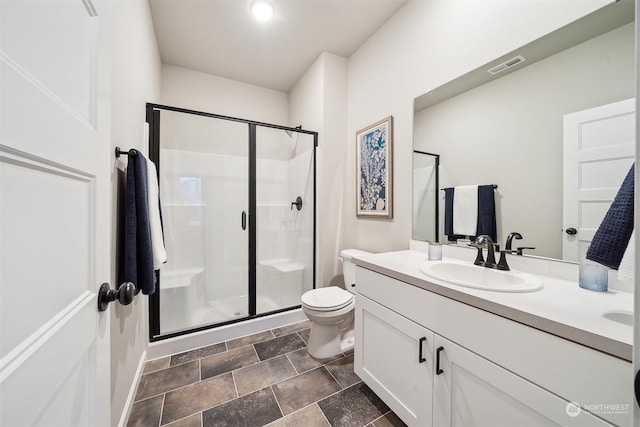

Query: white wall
left=414, top=23, right=634, bottom=259
left=110, top=0, right=161, bottom=424
left=344, top=0, right=610, bottom=254
left=161, top=64, right=288, bottom=125
left=289, top=52, right=348, bottom=287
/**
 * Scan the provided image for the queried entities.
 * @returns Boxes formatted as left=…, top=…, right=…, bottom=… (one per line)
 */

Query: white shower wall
left=256, top=149, right=315, bottom=312
left=159, top=144, right=314, bottom=332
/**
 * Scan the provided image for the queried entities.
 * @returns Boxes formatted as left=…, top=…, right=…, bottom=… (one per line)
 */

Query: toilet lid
left=301, top=287, right=354, bottom=311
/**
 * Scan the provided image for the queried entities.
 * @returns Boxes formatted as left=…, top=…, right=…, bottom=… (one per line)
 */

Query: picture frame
left=356, top=116, right=393, bottom=218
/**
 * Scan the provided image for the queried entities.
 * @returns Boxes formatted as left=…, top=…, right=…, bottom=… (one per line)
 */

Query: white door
left=0, top=1, right=111, bottom=425
left=562, top=98, right=635, bottom=261
left=432, top=335, right=612, bottom=426
left=354, top=294, right=434, bottom=426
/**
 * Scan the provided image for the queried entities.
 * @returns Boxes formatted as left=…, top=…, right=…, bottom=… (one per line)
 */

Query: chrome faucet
left=471, top=235, right=497, bottom=268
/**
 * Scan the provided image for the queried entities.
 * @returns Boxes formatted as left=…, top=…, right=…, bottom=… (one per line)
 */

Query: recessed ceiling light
left=250, top=0, right=275, bottom=22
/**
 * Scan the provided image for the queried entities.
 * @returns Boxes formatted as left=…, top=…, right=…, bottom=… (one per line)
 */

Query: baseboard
left=147, top=308, right=306, bottom=360
left=118, top=349, right=147, bottom=427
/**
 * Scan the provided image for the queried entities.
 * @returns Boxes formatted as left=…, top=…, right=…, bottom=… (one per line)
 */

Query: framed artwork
left=356, top=116, right=393, bottom=218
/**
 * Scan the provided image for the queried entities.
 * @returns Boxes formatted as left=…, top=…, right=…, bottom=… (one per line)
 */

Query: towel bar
left=441, top=184, right=497, bottom=191
left=115, top=146, right=137, bottom=158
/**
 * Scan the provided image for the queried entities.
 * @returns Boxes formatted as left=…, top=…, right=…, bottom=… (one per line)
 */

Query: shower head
left=285, top=125, right=302, bottom=139
left=286, top=125, right=302, bottom=158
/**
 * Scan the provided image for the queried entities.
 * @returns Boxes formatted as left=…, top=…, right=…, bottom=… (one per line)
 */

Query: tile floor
left=127, top=320, right=407, bottom=427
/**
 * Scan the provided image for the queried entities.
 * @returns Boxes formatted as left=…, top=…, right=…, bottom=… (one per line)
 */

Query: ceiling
left=148, top=0, right=407, bottom=92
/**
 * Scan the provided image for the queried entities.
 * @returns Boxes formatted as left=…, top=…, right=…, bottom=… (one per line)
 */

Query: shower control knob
left=565, top=227, right=577, bottom=235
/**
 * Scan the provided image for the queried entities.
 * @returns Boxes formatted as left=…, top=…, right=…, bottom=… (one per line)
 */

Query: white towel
left=453, top=185, right=478, bottom=236
left=145, top=156, right=167, bottom=269
left=617, top=229, right=634, bottom=282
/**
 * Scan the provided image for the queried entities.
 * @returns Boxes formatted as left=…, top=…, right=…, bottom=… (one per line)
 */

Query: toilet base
left=340, top=329, right=355, bottom=353
left=307, top=323, right=354, bottom=359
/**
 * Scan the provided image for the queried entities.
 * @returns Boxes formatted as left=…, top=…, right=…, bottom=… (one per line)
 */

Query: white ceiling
left=148, top=0, right=407, bottom=92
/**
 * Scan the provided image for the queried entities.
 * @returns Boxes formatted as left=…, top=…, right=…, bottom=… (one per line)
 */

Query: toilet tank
left=340, top=249, right=371, bottom=293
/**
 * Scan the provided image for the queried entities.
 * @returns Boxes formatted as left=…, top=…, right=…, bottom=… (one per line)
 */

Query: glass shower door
left=254, top=126, right=315, bottom=314
left=157, top=109, right=249, bottom=335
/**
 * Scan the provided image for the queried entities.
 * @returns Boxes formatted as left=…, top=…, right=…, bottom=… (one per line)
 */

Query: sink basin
left=419, top=261, right=543, bottom=292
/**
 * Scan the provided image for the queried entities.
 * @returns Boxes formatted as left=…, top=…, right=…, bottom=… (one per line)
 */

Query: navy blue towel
left=120, top=151, right=156, bottom=295
left=586, top=164, right=634, bottom=270
left=477, top=185, right=497, bottom=242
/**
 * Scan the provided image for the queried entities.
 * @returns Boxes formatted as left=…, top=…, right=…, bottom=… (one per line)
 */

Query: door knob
left=97, top=282, right=135, bottom=311
left=565, top=228, right=577, bottom=235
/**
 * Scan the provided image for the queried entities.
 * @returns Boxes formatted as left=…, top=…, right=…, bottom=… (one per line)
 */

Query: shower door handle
left=241, top=211, right=247, bottom=230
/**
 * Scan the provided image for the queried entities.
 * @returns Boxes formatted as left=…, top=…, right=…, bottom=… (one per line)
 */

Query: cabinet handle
left=436, top=346, right=444, bottom=375
left=418, top=337, right=427, bottom=363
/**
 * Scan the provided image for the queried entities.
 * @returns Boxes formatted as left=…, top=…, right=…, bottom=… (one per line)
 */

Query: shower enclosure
left=146, top=104, right=316, bottom=340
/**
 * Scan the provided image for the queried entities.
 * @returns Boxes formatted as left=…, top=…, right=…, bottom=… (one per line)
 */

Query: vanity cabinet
left=432, top=334, right=609, bottom=426
left=355, top=294, right=434, bottom=426
left=354, top=266, right=629, bottom=427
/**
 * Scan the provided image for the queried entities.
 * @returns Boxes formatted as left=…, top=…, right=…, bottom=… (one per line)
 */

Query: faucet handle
left=497, top=250, right=517, bottom=271
left=468, top=242, right=485, bottom=266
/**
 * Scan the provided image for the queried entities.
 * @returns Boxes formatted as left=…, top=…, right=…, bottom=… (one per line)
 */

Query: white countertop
left=354, top=250, right=633, bottom=361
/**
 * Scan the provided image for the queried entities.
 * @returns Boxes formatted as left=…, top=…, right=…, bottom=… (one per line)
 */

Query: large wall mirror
left=413, top=0, right=635, bottom=262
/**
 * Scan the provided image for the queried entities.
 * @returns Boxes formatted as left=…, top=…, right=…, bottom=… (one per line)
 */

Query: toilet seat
left=301, top=287, right=354, bottom=312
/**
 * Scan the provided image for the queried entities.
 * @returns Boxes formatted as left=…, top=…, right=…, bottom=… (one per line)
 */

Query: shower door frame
left=146, top=103, right=317, bottom=342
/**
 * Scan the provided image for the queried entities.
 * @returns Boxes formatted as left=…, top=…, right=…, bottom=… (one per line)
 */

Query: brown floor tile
left=254, top=333, right=306, bottom=361
left=143, top=357, right=170, bottom=374
left=373, top=411, right=408, bottom=427
left=200, top=345, right=259, bottom=380
left=287, top=348, right=342, bottom=374
left=170, top=342, right=227, bottom=366
left=164, top=413, right=202, bottom=427
left=325, top=354, right=360, bottom=388
left=161, top=372, right=237, bottom=425
left=271, top=320, right=311, bottom=337
left=202, top=387, right=282, bottom=427
left=271, top=367, right=342, bottom=415
left=297, top=329, right=310, bottom=345
left=266, top=403, right=330, bottom=427
left=234, top=355, right=297, bottom=396
left=226, top=330, right=275, bottom=350
left=135, top=361, right=200, bottom=401
left=318, top=382, right=389, bottom=427
left=127, top=395, right=163, bottom=427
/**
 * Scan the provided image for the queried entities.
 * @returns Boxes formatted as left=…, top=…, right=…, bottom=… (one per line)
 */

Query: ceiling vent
left=487, top=55, right=526, bottom=75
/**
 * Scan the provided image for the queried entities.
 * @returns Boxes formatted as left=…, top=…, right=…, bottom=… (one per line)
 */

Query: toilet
left=301, top=249, right=370, bottom=359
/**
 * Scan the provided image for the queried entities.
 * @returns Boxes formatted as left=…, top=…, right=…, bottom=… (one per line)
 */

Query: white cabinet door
left=0, top=0, right=111, bottom=425
left=354, top=294, right=434, bottom=427
left=433, top=335, right=613, bottom=427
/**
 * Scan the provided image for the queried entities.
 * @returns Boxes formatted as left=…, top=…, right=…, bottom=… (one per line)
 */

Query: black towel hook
left=115, top=146, right=137, bottom=158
